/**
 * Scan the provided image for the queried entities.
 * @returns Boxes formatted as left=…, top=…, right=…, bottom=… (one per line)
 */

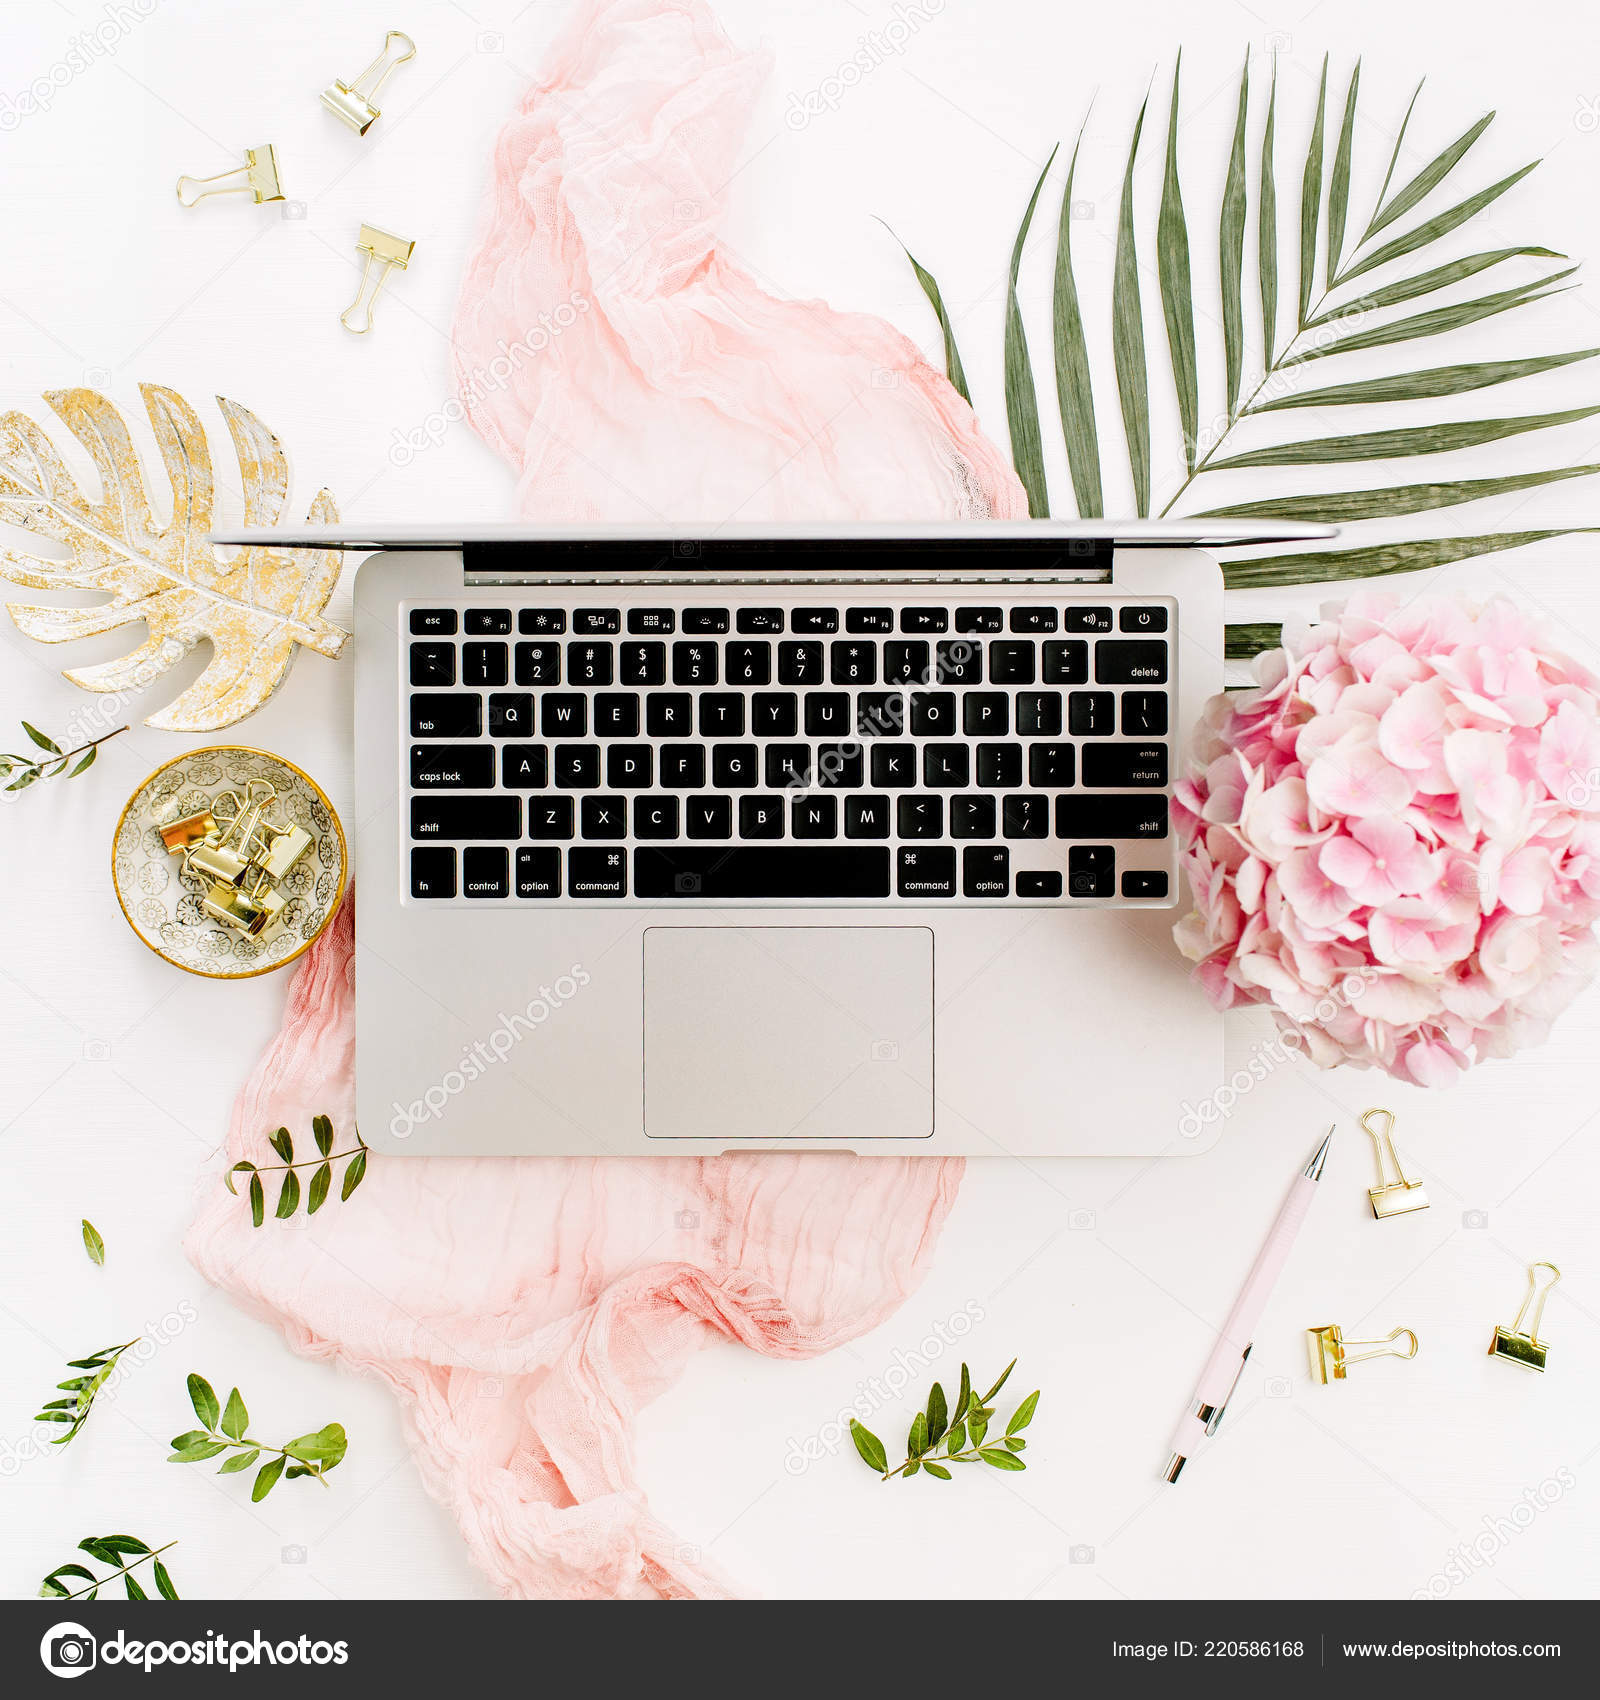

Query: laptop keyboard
left=401, top=596, right=1176, bottom=905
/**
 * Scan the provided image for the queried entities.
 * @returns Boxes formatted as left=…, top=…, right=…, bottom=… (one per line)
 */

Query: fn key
left=411, top=846, right=456, bottom=898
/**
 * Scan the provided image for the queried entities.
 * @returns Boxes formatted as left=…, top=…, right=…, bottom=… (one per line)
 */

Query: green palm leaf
left=1159, top=56, right=1199, bottom=475
left=1053, top=116, right=1102, bottom=515
left=1258, top=57, right=1279, bottom=359
left=1337, top=159, right=1539, bottom=285
left=1225, top=529, right=1598, bottom=590
left=1249, top=349, right=1600, bottom=410
left=1209, top=405, right=1600, bottom=469
left=884, top=223, right=971, bottom=405
left=1220, top=55, right=1249, bottom=415
left=1326, top=61, right=1361, bottom=282
left=1304, top=247, right=1562, bottom=324
left=1114, top=95, right=1152, bottom=515
left=1005, top=147, right=1058, bottom=516
left=1297, top=56, right=1329, bottom=327
left=1198, top=464, right=1600, bottom=523
left=1360, top=107, right=1493, bottom=243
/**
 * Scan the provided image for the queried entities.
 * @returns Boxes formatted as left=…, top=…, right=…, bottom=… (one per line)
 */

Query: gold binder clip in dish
left=340, top=225, right=415, bottom=333
left=1307, top=1324, right=1419, bottom=1384
left=159, top=810, right=218, bottom=855
left=1489, top=1262, right=1560, bottom=1373
left=1360, top=1107, right=1429, bottom=1219
left=176, top=145, right=284, bottom=208
left=322, top=30, right=416, bottom=135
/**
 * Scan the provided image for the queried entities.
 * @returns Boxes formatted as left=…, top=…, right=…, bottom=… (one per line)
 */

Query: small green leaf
left=269, top=1127, right=293, bottom=1163
left=123, top=1571, right=148, bottom=1601
left=1007, top=1391, right=1040, bottom=1435
left=907, top=1410, right=928, bottom=1459
left=284, top=1422, right=347, bottom=1464
left=968, top=1413, right=988, bottom=1447
left=925, top=1382, right=948, bottom=1448
left=1297, top=55, right=1328, bottom=327
left=82, top=1535, right=149, bottom=1556
left=152, top=1559, right=179, bottom=1601
left=276, top=1169, right=300, bottom=1219
left=168, top=1441, right=228, bottom=1463
left=903, top=1458, right=920, bottom=1477
left=22, top=721, right=61, bottom=754
left=218, top=1448, right=260, bottom=1473
left=220, top=1387, right=249, bottom=1442
left=252, top=1454, right=286, bottom=1501
left=249, top=1172, right=264, bottom=1227
left=981, top=1359, right=1017, bottom=1403
left=168, top=1429, right=209, bottom=1450
left=954, top=1363, right=971, bottom=1425
left=313, top=1114, right=334, bottom=1156
left=979, top=1447, right=1026, bottom=1471
left=849, top=1419, right=887, bottom=1473
left=1158, top=53, right=1198, bottom=474
left=1004, top=145, right=1058, bottom=517
left=1004, top=1436, right=1027, bottom=1452
left=187, top=1373, right=219, bottom=1430
left=340, top=1148, right=367, bottom=1201
left=307, top=1162, right=332, bottom=1215
left=224, top=1160, right=255, bottom=1196
left=68, top=747, right=97, bottom=777
left=945, top=1421, right=967, bottom=1456
left=80, top=1220, right=105, bottom=1266
left=7, top=769, right=39, bottom=791
left=922, top=1462, right=953, bottom=1480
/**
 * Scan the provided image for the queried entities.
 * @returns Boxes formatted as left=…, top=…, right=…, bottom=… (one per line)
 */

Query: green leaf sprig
left=34, top=1340, right=138, bottom=1445
left=81, top=1219, right=105, bottom=1266
left=226, top=1114, right=368, bottom=1226
left=39, top=1536, right=178, bottom=1602
left=849, top=1360, right=1039, bottom=1483
left=169, top=1374, right=347, bottom=1502
left=0, top=721, right=127, bottom=793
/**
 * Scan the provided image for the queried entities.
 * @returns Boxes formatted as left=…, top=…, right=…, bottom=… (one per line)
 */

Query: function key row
left=409, top=636, right=1167, bottom=690
left=409, top=604, right=1169, bottom=639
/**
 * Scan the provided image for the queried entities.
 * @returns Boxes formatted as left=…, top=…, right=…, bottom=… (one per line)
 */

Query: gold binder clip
left=1360, top=1108, right=1429, bottom=1219
left=256, top=822, right=313, bottom=883
left=321, top=30, right=416, bottom=136
left=176, top=145, right=285, bottom=208
left=1307, top=1324, right=1419, bottom=1384
left=160, top=810, right=219, bottom=855
left=340, top=225, right=415, bottom=333
left=1489, top=1262, right=1560, bottom=1373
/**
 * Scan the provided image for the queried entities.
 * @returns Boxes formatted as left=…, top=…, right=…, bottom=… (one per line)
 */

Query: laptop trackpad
left=643, top=927, right=934, bottom=1141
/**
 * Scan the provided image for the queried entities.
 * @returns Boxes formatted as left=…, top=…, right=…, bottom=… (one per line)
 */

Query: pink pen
left=1163, top=1128, right=1333, bottom=1483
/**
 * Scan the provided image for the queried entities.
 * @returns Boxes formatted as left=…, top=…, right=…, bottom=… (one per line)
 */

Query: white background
left=2, top=0, right=1599, bottom=1603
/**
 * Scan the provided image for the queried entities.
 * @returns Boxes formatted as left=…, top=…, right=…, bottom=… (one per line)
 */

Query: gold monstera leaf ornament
left=0, top=384, right=347, bottom=731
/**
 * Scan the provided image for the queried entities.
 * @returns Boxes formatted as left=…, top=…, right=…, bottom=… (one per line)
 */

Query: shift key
left=410, top=796, right=521, bottom=840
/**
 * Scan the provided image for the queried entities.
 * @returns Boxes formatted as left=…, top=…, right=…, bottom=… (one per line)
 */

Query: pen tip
left=1304, top=1127, right=1335, bottom=1181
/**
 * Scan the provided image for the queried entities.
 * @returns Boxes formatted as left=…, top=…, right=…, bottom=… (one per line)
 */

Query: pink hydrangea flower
left=1173, top=590, right=1600, bottom=1085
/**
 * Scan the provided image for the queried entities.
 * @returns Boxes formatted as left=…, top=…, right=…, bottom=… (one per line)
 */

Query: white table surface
left=2, top=0, right=1598, bottom=1603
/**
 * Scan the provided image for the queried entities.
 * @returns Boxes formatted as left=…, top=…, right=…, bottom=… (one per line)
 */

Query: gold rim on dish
left=111, top=745, right=348, bottom=981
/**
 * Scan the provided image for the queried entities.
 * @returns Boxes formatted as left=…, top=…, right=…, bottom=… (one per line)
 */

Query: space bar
left=635, top=847, right=890, bottom=899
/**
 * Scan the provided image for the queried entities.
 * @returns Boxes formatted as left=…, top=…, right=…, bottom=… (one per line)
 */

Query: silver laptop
left=214, top=521, right=1331, bottom=1158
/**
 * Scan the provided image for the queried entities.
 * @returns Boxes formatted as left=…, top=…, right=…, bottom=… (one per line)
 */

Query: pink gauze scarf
left=186, top=0, right=1025, bottom=1600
